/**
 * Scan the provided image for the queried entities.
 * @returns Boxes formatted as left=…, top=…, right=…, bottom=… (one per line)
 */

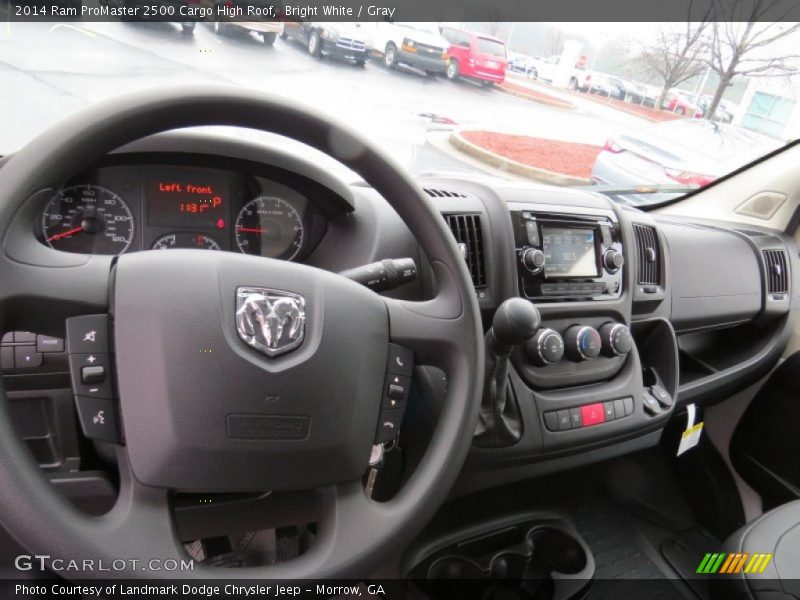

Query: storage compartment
left=408, top=519, right=594, bottom=600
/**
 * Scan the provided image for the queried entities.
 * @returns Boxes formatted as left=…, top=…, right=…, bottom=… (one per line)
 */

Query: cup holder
left=409, top=520, right=594, bottom=600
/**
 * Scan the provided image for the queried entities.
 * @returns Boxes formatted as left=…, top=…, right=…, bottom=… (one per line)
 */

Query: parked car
left=592, top=119, right=780, bottom=202
left=369, top=22, right=449, bottom=77
left=606, top=77, right=629, bottom=101
left=211, top=0, right=284, bottom=45
left=662, top=90, right=700, bottom=116
left=696, top=95, right=736, bottom=123
left=281, top=22, right=371, bottom=65
left=587, top=74, right=612, bottom=97
left=529, top=55, right=563, bottom=83
left=507, top=55, right=540, bottom=78
left=440, top=27, right=507, bottom=85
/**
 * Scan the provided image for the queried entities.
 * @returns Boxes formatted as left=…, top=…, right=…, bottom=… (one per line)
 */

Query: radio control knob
left=524, top=328, right=564, bottom=366
left=599, top=322, right=633, bottom=357
left=521, top=248, right=546, bottom=274
left=603, top=249, right=624, bottom=272
left=564, top=325, right=601, bottom=361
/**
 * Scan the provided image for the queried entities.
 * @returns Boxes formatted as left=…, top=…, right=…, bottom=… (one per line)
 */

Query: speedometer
left=41, top=185, right=135, bottom=255
left=234, top=196, right=304, bottom=260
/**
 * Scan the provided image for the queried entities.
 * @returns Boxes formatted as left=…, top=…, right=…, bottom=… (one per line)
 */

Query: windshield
left=0, top=20, right=797, bottom=207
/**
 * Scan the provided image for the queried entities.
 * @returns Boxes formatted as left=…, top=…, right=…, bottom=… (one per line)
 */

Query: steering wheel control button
left=36, top=334, right=64, bottom=353
left=66, top=315, right=109, bottom=354
left=69, top=354, right=113, bottom=398
left=382, top=374, right=411, bottom=410
left=13, top=346, right=43, bottom=368
left=1, top=347, right=13, bottom=370
left=580, top=403, right=605, bottom=427
left=75, top=396, right=119, bottom=444
left=81, top=365, right=106, bottom=385
left=14, top=331, right=36, bottom=343
left=564, top=325, right=601, bottom=361
left=387, top=343, right=414, bottom=377
left=375, top=409, right=404, bottom=443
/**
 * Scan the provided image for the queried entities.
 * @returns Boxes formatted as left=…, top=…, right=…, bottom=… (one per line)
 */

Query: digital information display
left=542, top=227, right=598, bottom=278
left=147, top=177, right=227, bottom=229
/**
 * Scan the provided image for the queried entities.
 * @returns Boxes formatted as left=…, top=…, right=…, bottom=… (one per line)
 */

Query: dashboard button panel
left=544, top=397, right=634, bottom=431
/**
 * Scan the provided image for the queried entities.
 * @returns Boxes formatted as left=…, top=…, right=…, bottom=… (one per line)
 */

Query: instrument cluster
left=38, top=163, right=328, bottom=261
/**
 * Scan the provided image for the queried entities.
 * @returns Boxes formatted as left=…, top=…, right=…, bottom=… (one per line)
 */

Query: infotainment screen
left=541, top=227, right=598, bottom=278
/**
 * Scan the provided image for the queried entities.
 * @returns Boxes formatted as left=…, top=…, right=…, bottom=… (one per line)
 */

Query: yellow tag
left=678, top=421, right=704, bottom=456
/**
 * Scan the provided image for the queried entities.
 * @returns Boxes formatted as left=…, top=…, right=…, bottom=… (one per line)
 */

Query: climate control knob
left=524, top=328, right=565, bottom=366
left=521, top=247, right=546, bottom=273
left=599, top=322, right=633, bottom=357
left=564, top=325, right=601, bottom=361
left=603, top=249, right=624, bottom=272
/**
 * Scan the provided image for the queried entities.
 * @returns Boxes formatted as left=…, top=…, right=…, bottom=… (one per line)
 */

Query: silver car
left=591, top=119, right=780, bottom=204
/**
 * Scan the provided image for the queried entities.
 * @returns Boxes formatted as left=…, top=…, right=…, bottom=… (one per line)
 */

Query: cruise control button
left=66, top=315, right=110, bottom=354
left=14, top=346, right=42, bottom=368
left=37, top=335, right=64, bottom=353
left=375, top=408, right=404, bottom=443
left=386, top=344, right=414, bottom=377
left=74, top=396, right=119, bottom=443
left=69, top=354, right=113, bottom=398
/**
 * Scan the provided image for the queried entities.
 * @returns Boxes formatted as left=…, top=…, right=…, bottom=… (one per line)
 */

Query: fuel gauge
left=151, top=233, right=221, bottom=250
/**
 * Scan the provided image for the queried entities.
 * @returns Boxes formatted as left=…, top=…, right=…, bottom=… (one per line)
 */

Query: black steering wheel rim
left=0, top=86, right=484, bottom=579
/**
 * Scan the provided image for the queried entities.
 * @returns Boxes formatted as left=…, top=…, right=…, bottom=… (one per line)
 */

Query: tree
left=636, top=19, right=710, bottom=111
left=705, top=0, right=800, bottom=120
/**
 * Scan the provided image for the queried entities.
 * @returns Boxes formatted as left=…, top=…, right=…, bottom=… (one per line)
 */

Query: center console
left=422, top=180, right=679, bottom=490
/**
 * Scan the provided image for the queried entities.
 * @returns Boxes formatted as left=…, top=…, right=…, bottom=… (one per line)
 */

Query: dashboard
left=37, top=160, right=331, bottom=261
left=2, top=131, right=798, bottom=501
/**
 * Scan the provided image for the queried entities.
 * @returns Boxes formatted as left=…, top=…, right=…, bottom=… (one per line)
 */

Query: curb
left=496, top=85, right=577, bottom=111
left=448, top=131, right=592, bottom=187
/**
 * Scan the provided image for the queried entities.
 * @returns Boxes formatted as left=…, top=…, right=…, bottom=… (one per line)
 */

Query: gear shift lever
left=474, top=298, right=540, bottom=448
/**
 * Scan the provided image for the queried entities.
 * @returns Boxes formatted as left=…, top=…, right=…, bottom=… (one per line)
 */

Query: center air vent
left=762, top=249, right=788, bottom=294
left=632, top=224, right=661, bottom=286
left=444, top=213, right=487, bottom=288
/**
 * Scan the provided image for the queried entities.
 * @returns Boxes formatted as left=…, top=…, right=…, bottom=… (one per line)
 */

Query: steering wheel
left=0, top=88, right=483, bottom=579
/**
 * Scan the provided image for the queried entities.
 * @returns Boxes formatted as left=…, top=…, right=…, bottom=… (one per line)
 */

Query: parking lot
left=0, top=20, right=650, bottom=177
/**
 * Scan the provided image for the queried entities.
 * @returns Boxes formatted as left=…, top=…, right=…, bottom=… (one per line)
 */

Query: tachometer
left=234, top=196, right=304, bottom=260
left=41, top=185, right=135, bottom=255
left=152, top=233, right=221, bottom=250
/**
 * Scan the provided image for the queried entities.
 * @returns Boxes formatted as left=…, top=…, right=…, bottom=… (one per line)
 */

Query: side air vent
left=633, top=224, right=661, bottom=285
left=762, top=249, right=788, bottom=294
left=424, top=188, right=468, bottom=198
left=444, top=213, right=487, bottom=288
